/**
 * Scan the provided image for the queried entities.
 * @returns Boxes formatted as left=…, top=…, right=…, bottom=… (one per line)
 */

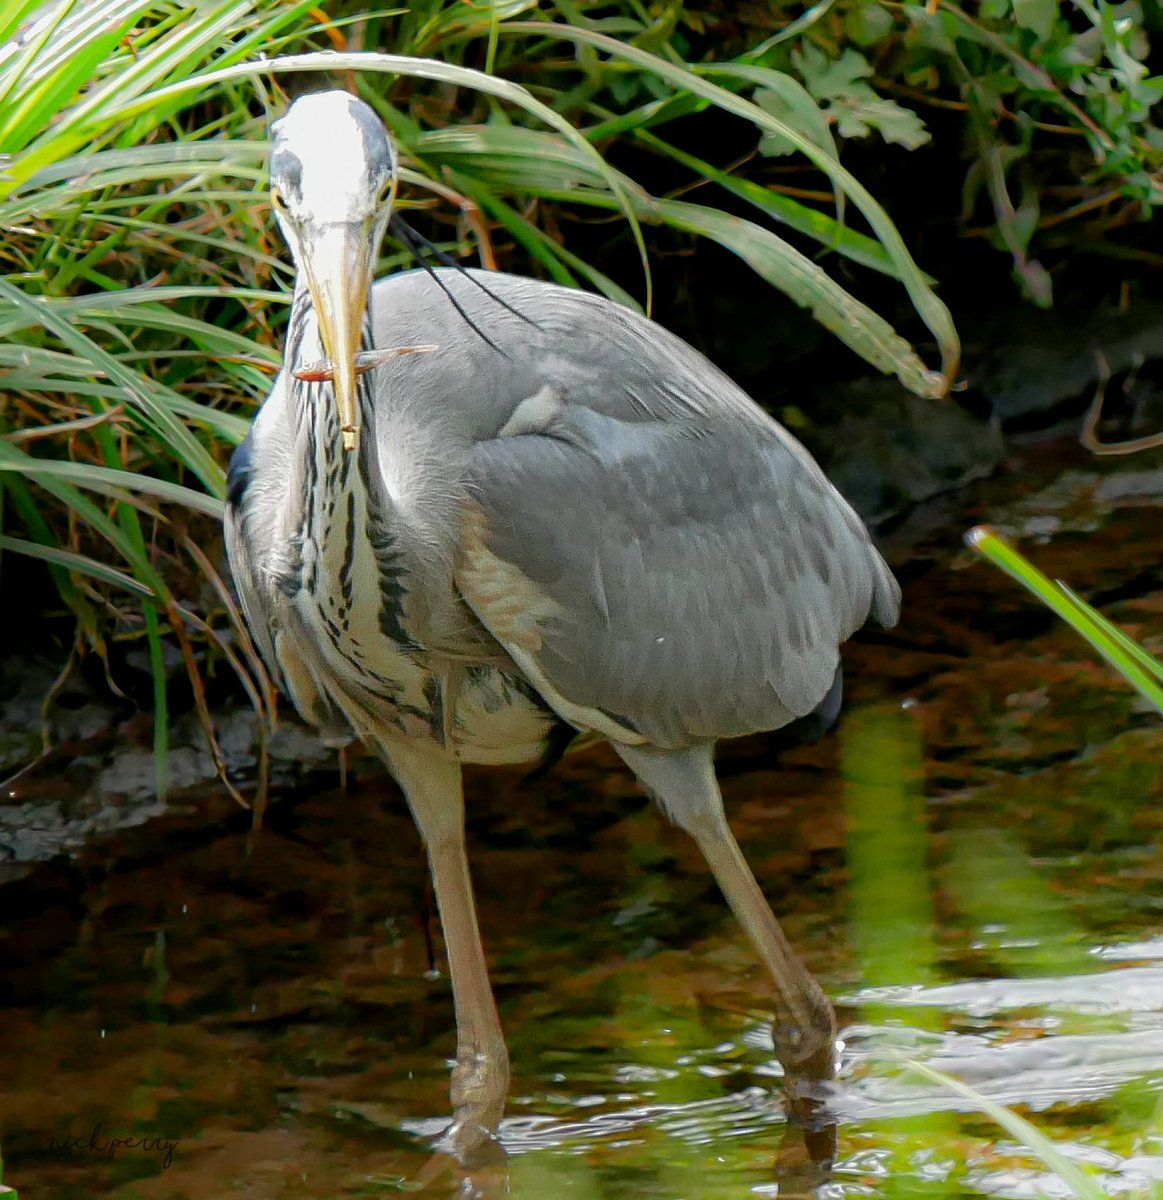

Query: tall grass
left=967, top=527, right=1163, bottom=716
left=1, top=0, right=956, bottom=796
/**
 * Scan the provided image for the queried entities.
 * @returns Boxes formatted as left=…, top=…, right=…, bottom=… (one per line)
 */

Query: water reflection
left=1, top=439, right=1162, bottom=1197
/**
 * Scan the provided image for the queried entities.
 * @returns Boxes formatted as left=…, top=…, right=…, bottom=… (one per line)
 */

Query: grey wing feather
left=224, top=431, right=279, bottom=674
left=459, top=402, right=898, bottom=750
left=370, top=268, right=808, bottom=435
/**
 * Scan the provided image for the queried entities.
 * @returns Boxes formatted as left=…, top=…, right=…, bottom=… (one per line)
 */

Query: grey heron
left=224, top=89, right=900, bottom=1161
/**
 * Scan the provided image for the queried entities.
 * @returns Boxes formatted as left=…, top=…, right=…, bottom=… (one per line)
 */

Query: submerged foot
left=436, top=1042, right=510, bottom=1167
left=774, top=1014, right=839, bottom=1166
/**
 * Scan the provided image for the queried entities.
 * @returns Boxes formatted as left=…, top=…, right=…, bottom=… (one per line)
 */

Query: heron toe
left=774, top=1010, right=838, bottom=1084
left=440, top=1042, right=509, bottom=1165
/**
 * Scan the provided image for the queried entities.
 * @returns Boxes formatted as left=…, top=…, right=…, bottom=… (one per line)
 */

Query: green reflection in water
left=946, top=827, right=1096, bottom=979
left=843, top=704, right=961, bottom=1199
left=843, top=704, right=936, bottom=995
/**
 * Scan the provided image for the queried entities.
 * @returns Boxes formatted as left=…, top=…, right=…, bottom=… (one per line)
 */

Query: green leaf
left=845, top=3, right=894, bottom=47
left=793, top=44, right=874, bottom=102
left=792, top=43, right=931, bottom=149
left=699, top=61, right=838, bottom=161
left=834, top=96, right=932, bottom=149
left=754, top=77, right=838, bottom=159
left=1013, top=0, right=1057, bottom=40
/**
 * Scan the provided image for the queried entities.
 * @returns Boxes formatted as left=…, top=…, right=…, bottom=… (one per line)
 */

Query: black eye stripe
left=270, top=147, right=303, bottom=203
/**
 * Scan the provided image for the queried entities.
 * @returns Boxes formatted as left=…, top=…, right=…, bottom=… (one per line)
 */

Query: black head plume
left=390, top=214, right=541, bottom=355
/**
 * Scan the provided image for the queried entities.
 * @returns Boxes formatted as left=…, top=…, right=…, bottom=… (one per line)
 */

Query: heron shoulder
left=367, top=267, right=794, bottom=444
left=226, top=432, right=254, bottom=508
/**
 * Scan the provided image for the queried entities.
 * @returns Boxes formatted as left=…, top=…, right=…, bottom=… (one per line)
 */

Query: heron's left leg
left=612, top=742, right=836, bottom=1112
left=380, top=740, right=509, bottom=1163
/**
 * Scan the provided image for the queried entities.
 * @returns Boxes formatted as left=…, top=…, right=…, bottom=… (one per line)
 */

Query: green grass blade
left=0, top=446, right=165, bottom=589
left=93, top=411, right=169, bottom=801
left=0, top=536, right=153, bottom=597
left=142, top=597, right=168, bottom=799
left=653, top=196, right=939, bottom=394
left=629, top=127, right=915, bottom=280
left=697, top=61, right=840, bottom=161
left=0, top=475, right=86, bottom=617
left=421, top=123, right=940, bottom=394
left=0, top=442, right=224, bottom=517
left=1057, top=581, right=1163, bottom=685
left=906, top=1060, right=1110, bottom=1200
left=0, top=0, right=52, bottom=46
left=502, top=21, right=958, bottom=392
left=0, top=278, right=226, bottom=493
left=583, top=91, right=705, bottom=141
left=966, top=525, right=1163, bottom=715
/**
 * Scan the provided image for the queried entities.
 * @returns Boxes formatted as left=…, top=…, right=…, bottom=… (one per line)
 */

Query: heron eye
left=271, top=188, right=287, bottom=213
left=378, top=179, right=396, bottom=207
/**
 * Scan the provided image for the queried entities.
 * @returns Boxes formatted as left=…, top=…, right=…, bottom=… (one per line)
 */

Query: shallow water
left=2, top=437, right=1162, bottom=1199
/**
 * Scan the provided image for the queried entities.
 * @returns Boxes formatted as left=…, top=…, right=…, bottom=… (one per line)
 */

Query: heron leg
left=381, top=740, right=509, bottom=1164
left=612, top=742, right=837, bottom=1119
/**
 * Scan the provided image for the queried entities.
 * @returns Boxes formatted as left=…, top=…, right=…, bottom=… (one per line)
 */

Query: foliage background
left=0, top=0, right=1159, bottom=784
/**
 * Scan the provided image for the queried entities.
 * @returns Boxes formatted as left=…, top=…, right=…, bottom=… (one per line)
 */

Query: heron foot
left=436, top=1041, right=510, bottom=1166
left=773, top=1014, right=838, bottom=1086
left=774, top=1016, right=839, bottom=1167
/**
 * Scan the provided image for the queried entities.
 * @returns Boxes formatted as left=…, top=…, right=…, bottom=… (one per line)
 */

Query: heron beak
left=301, top=222, right=373, bottom=452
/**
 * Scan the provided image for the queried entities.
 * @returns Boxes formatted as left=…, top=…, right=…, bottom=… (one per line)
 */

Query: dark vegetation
left=0, top=0, right=1160, bottom=780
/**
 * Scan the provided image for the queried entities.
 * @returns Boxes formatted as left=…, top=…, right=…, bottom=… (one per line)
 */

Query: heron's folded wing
left=457, top=404, right=899, bottom=749
left=224, top=432, right=280, bottom=674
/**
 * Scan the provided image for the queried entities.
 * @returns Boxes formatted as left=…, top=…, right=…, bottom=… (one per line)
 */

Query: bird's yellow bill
left=301, top=223, right=373, bottom=452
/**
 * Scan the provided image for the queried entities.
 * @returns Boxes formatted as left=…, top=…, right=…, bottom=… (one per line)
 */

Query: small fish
left=293, top=344, right=439, bottom=384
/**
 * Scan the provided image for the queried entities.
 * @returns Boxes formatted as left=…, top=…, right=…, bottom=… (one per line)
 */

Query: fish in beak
left=299, top=221, right=373, bottom=452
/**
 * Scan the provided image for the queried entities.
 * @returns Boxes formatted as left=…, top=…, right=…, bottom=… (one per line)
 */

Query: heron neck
left=285, top=275, right=471, bottom=651
left=282, top=277, right=379, bottom=535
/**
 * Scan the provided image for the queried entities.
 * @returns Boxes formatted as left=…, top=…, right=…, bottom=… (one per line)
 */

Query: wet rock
left=796, top=379, right=1005, bottom=525
left=0, top=660, right=63, bottom=775
left=269, top=721, right=339, bottom=777
left=0, top=652, right=344, bottom=865
left=0, top=788, right=169, bottom=865
left=1094, top=468, right=1163, bottom=505
left=0, top=655, right=125, bottom=773
left=95, top=744, right=216, bottom=801
left=167, top=707, right=337, bottom=786
left=971, top=299, right=1163, bottom=427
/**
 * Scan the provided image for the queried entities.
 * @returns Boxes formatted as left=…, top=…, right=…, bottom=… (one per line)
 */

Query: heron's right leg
left=380, top=740, right=509, bottom=1164
left=612, top=742, right=837, bottom=1112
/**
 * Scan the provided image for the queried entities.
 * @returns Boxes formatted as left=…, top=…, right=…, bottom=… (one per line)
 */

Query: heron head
left=270, top=91, right=398, bottom=450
